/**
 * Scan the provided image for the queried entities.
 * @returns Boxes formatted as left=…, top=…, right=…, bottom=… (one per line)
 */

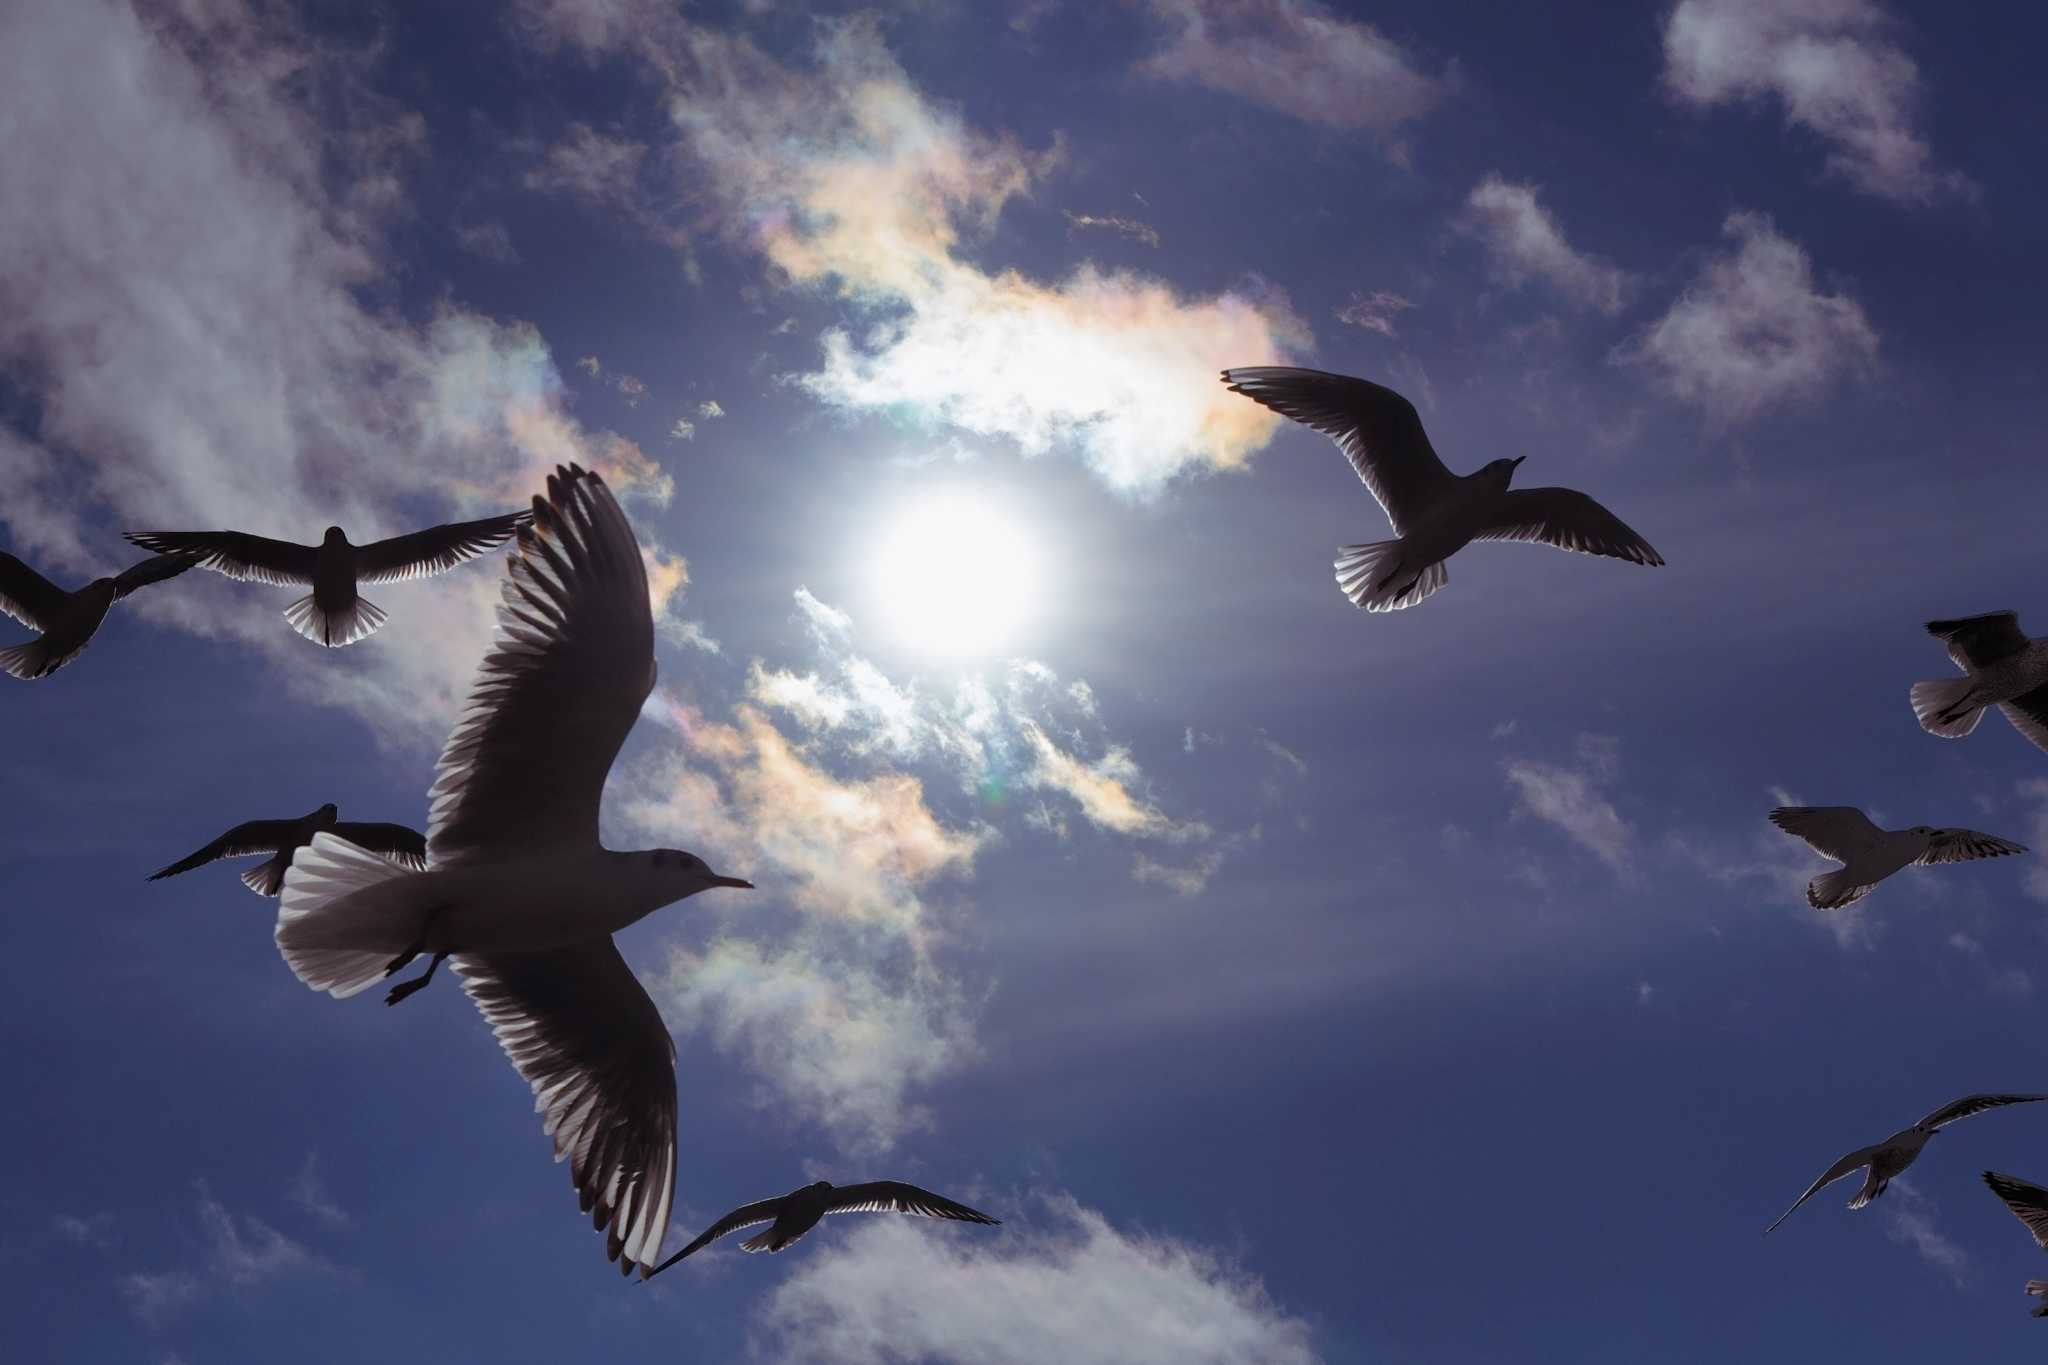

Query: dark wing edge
left=111, top=551, right=202, bottom=599
left=146, top=820, right=301, bottom=881
left=1919, top=830, right=2028, bottom=865
left=329, top=822, right=429, bottom=870
left=822, top=1181, right=1002, bottom=1225
left=121, top=531, right=316, bottom=586
left=1768, top=806, right=1874, bottom=861
left=1765, top=1146, right=1879, bottom=1235
left=1472, top=488, right=1664, bottom=566
left=1985, top=1171, right=2048, bottom=1251
left=1918, top=1094, right=2048, bottom=1132
left=354, top=510, right=535, bottom=586
left=1926, top=612, right=2027, bottom=671
left=642, top=1198, right=788, bottom=1279
left=0, top=552, right=70, bottom=630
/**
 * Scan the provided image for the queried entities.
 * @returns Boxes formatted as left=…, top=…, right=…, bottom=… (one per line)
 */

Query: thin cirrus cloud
left=118, top=1182, right=330, bottom=1326
left=1618, top=212, right=1878, bottom=421
left=754, top=1192, right=1322, bottom=1365
left=1660, top=0, right=1975, bottom=205
left=1133, top=0, right=1449, bottom=147
left=0, top=0, right=679, bottom=748
left=1503, top=734, right=1636, bottom=877
left=522, top=12, right=1309, bottom=494
left=1457, top=175, right=1630, bottom=315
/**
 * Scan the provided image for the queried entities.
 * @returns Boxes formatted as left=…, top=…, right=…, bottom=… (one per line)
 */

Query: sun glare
left=871, top=490, right=1043, bottom=659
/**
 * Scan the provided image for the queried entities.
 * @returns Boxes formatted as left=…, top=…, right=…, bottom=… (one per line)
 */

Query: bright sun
left=871, top=489, right=1043, bottom=659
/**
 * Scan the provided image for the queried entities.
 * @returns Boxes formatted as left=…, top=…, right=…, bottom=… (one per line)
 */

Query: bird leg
left=381, top=905, right=448, bottom=979
left=386, top=951, right=449, bottom=1007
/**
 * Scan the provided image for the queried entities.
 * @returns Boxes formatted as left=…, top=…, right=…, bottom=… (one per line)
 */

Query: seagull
left=1765, top=1094, right=2048, bottom=1234
left=148, top=804, right=426, bottom=896
left=644, top=1179, right=999, bottom=1277
left=1980, top=1171, right=2048, bottom=1316
left=124, top=510, right=532, bottom=648
left=0, top=549, right=197, bottom=680
left=1911, top=612, right=2048, bottom=754
left=1768, top=806, right=2027, bottom=910
left=272, top=463, right=751, bottom=1277
left=1219, top=366, right=1662, bottom=611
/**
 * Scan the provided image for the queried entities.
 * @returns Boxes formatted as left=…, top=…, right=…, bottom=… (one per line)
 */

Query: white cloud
left=522, top=120, right=651, bottom=211
left=697, top=399, right=726, bottom=418
left=754, top=1192, right=1322, bottom=1364
left=1459, top=175, right=1629, bottom=314
left=51, top=1211, right=118, bottom=1250
left=1504, top=734, right=1634, bottom=876
left=288, top=1152, right=348, bottom=1228
left=1621, top=212, right=1877, bottom=420
left=1135, top=0, right=1448, bottom=145
left=121, top=1183, right=329, bottom=1325
left=669, top=416, right=697, bottom=440
left=600, top=17, right=1307, bottom=493
left=1880, top=1178, right=1968, bottom=1284
left=453, top=218, right=520, bottom=263
left=1662, top=0, right=1973, bottom=204
left=1065, top=211, right=1161, bottom=248
left=1333, top=290, right=1414, bottom=337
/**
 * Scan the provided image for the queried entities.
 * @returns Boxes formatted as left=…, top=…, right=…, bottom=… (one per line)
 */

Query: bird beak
left=1510, top=456, right=1526, bottom=469
left=713, top=875, right=755, bottom=890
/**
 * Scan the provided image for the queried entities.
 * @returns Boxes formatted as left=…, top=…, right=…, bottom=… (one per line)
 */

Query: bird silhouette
left=644, top=1179, right=999, bottom=1278
left=1981, top=1171, right=2048, bottom=1317
left=125, top=511, right=530, bottom=647
left=1766, top=1094, right=2048, bottom=1234
left=1911, top=612, right=2048, bottom=754
left=0, top=549, right=198, bottom=680
left=1220, top=366, right=1662, bottom=610
left=272, top=464, right=750, bottom=1277
left=1768, top=806, right=2026, bottom=910
left=149, top=804, right=425, bottom=895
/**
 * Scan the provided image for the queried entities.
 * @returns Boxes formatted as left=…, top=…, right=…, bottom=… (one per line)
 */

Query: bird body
left=1766, top=1093, right=2048, bottom=1234
left=644, top=1179, right=1000, bottom=1277
left=0, top=549, right=196, bottom=679
left=149, top=802, right=425, bottom=895
left=1768, top=806, right=2026, bottom=910
left=1912, top=612, right=2048, bottom=752
left=125, top=511, right=530, bottom=647
left=274, top=464, right=750, bottom=1277
left=1219, top=366, right=1661, bottom=611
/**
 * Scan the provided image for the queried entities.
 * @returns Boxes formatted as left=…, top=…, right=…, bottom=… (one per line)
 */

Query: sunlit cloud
left=1458, top=175, right=1629, bottom=314
left=755, top=1191, right=1323, bottom=1364
left=1065, top=210, right=1161, bottom=248
left=1503, top=734, right=1634, bottom=877
left=1334, top=290, right=1415, bottom=338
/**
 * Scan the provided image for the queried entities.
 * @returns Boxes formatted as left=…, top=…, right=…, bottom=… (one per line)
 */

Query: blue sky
left=5, top=0, right=2048, bottom=1358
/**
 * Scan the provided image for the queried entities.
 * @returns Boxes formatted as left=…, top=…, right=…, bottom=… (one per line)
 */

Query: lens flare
left=870, top=490, right=1041, bottom=659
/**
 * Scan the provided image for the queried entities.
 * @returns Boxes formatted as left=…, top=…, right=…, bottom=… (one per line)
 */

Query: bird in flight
left=643, top=1179, right=999, bottom=1277
left=0, top=549, right=197, bottom=680
left=1765, top=1094, right=2048, bottom=1234
left=1219, top=367, right=1662, bottom=611
left=1911, top=612, right=2048, bottom=755
left=148, top=803, right=425, bottom=896
left=124, top=510, right=531, bottom=648
left=1981, top=1171, right=2048, bottom=1317
left=1767, top=806, right=2026, bottom=910
left=272, top=464, right=751, bottom=1277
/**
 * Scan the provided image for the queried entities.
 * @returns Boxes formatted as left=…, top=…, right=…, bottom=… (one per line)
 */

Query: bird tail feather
left=1848, top=1176, right=1887, bottom=1210
left=0, top=637, right=57, bottom=680
left=1333, top=540, right=1446, bottom=612
left=1807, top=870, right=1874, bottom=911
left=2028, top=1279, right=2048, bottom=1298
left=1911, top=677, right=1983, bottom=737
left=284, top=593, right=386, bottom=647
left=738, top=1229, right=782, bottom=1253
left=276, top=833, right=429, bottom=999
left=241, top=858, right=288, bottom=896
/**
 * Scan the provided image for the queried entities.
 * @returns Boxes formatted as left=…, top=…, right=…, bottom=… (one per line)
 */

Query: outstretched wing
left=822, top=1181, right=1001, bottom=1226
left=0, top=552, right=70, bottom=630
left=1917, top=1093, right=2048, bottom=1132
left=328, top=822, right=428, bottom=871
left=1472, top=488, right=1664, bottom=566
left=111, top=551, right=200, bottom=600
left=1219, top=367, right=1453, bottom=535
left=147, top=820, right=302, bottom=881
left=1765, top=1146, right=1879, bottom=1234
left=1985, top=1171, right=2048, bottom=1251
left=1919, top=829, right=2027, bottom=865
left=122, top=531, right=316, bottom=586
left=1926, top=612, right=2027, bottom=672
left=643, top=1198, right=788, bottom=1277
left=1769, top=807, right=1879, bottom=861
left=455, top=940, right=677, bottom=1278
left=426, top=466, right=653, bottom=866
left=1999, top=691, right=2048, bottom=757
left=354, top=511, right=532, bottom=586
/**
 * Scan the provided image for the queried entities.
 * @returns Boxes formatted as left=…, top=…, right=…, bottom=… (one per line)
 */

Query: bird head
left=1480, top=456, right=1525, bottom=489
left=317, top=803, right=339, bottom=821
left=1909, top=825, right=1934, bottom=836
left=321, top=526, right=349, bottom=545
left=808, top=1180, right=834, bottom=1194
left=641, top=848, right=753, bottom=903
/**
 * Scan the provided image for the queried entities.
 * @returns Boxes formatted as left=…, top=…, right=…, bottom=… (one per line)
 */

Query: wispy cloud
left=1459, top=175, right=1629, bottom=314
left=1620, top=212, right=1877, bottom=421
left=51, top=1211, right=118, bottom=1250
left=1662, top=0, right=1974, bottom=205
left=121, top=1183, right=331, bottom=1325
left=1133, top=0, right=1449, bottom=148
left=1064, top=211, right=1161, bottom=248
left=1881, top=1178, right=1968, bottom=1284
left=288, top=1153, right=348, bottom=1228
left=1333, top=290, right=1415, bottom=338
left=755, top=1192, right=1322, bottom=1364
left=1504, top=734, right=1634, bottom=876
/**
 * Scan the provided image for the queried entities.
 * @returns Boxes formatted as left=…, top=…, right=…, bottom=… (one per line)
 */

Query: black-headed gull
left=1911, top=612, right=2048, bottom=754
left=273, top=464, right=750, bottom=1277
left=1219, top=367, right=1662, bottom=611
left=0, top=549, right=196, bottom=679
left=644, top=1179, right=999, bottom=1277
left=125, top=511, right=530, bottom=647
left=1766, top=1094, right=2048, bottom=1234
left=1768, top=806, right=2026, bottom=910
left=149, top=804, right=425, bottom=895
left=1981, top=1171, right=2048, bottom=1316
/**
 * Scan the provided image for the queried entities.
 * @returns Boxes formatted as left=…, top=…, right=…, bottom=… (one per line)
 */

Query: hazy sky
left=6, top=0, right=2048, bottom=1359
